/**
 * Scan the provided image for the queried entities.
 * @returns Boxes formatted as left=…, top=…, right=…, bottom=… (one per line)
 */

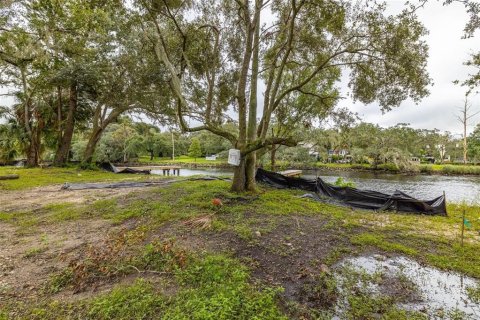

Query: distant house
left=328, top=149, right=349, bottom=157
left=205, top=155, right=217, bottom=161
left=299, top=142, right=319, bottom=158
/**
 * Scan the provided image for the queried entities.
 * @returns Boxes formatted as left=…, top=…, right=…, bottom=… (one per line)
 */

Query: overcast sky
left=343, top=0, right=480, bottom=135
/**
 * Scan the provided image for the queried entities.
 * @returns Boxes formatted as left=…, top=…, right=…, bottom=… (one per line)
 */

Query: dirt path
left=0, top=184, right=158, bottom=213
left=0, top=218, right=117, bottom=302
left=0, top=184, right=149, bottom=304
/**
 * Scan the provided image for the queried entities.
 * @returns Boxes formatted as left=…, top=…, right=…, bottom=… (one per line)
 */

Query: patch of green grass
left=417, top=163, right=480, bottom=175
left=45, top=269, right=74, bottom=294
left=88, top=279, right=165, bottom=320
left=425, top=242, right=480, bottom=278
left=350, top=233, right=418, bottom=256
left=24, top=246, right=48, bottom=258
left=253, top=188, right=347, bottom=218
left=111, top=200, right=176, bottom=223
left=441, top=164, right=480, bottom=175
left=323, top=246, right=353, bottom=266
left=91, top=199, right=118, bottom=217
left=0, top=166, right=158, bottom=190
left=0, top=210, right=37, bottom=229
left=302, top=272, right=338, bottom=309
left=11, top=254, right=287, bottom=320
left=44, top=203, right=81, bottom=221
left=233, top=223, right=256, bottom=242
left=419, top=164, right=434, bottom=174
left=0, top=212, right=13, bottom=221
left=168, top=254, right=287, bottom=320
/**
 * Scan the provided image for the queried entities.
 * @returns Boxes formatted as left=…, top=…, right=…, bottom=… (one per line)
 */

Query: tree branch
left=242, top=136, right=297, bottom=156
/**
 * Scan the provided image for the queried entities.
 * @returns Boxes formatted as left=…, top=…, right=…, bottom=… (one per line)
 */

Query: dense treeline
left=268, top=122, right=480, bottom=170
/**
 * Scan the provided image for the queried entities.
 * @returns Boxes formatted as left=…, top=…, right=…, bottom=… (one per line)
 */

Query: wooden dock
left=279, top=170, right=302, bottom=177
left=116, top=166, right=182, bottom=176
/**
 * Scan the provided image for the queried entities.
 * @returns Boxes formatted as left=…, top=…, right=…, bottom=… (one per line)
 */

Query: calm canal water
left=152, top=168, right=480, bottom=203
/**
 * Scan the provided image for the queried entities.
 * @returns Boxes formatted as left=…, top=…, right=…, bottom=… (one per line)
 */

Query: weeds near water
left=334, top=177, right=356, bottom=188
left=466, top=284, right=480, bottom=303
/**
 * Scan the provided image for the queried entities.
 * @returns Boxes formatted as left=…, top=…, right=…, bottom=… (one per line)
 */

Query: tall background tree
left=188, top=137, right=202, bottom=161
left=0, top=0, right=174, bottom=166
left=456, top=95, right=479, bottom=164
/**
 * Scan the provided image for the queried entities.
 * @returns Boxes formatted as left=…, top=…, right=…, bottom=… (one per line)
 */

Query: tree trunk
left=150, top=150, right=154, bottom=161
left=21, top=67, right=37, bottom=167
left=54, top=84, right=77, bottom=166
left=245, top=152, right=256, bottom=191
left=231, top=158, right=246, bottom=192
left=56, top=86, right=63, bottom=149
left=270, top=145, right=277, bottom=171
left=25, top=138, right=39, bottom=167
left=243, top=0, right=262, bottom=192
left=83, top=127, right=103, bottom=164
left=463, top=124, right=467, bottom=165
left=82, top=104, right=128, bottom=165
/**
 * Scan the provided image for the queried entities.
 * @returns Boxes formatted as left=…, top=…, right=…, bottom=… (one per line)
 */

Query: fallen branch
left=125, top=265, right=169, bottom=275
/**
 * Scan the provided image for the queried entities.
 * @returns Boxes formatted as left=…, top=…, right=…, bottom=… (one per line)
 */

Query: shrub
left=334, top=177, right=356, bottom=188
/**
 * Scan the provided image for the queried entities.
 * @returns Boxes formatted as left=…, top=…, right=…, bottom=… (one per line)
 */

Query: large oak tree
left=139, top=0, right=431, bottom=191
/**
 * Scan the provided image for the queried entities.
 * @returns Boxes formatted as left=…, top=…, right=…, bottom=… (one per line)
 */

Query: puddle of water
left=335, top=255, right=480, bottom=318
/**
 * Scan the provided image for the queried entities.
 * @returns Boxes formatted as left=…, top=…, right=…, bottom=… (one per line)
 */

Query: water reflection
left=304, top=169, right=480, bottom=204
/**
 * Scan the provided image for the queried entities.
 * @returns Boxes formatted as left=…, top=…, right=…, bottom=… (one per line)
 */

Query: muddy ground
left=0, top=184, right=360, bottom=309
left=0, top=184, right=157, bottom=212
left=1, top=182, right=477, bottom=319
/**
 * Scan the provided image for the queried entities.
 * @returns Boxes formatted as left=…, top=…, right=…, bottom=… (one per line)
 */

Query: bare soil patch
left=0, top=184, right=159, bottom=213
left=0, top=185, right=150, bottom=305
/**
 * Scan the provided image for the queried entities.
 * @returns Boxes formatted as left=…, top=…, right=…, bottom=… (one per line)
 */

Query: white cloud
left=343, top=0, right=480, bottom=134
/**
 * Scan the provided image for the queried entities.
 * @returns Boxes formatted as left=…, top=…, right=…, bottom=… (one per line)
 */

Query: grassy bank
left=1, top=169, right=479, bottom=319
left=0, top=166, right=157, bottom=191
left=267, top=161, right=480, bottom=175
left=316, top=162, right=480, bottom=175
left=418, top=164, right=480, bottom=175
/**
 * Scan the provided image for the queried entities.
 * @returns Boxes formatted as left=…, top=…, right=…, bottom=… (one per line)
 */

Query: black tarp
left=99, top=162, right=151, bottom=174
left=255, top=168, right=447, bottom=216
